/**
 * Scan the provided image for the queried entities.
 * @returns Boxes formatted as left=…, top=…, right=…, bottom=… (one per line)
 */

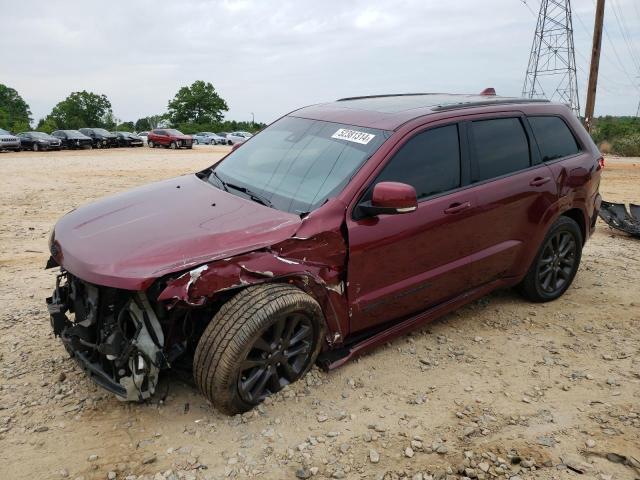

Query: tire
left=148, top=140, right=154, bottom=148
left=517, top=216, right=583, bottom=302
left=33, top=143, right=39, bottom=152
left=194, top=139, right=199, bottom=145
left=170, top=141, right=177, bottom=149
left=193, top=284, right=325, bottom=414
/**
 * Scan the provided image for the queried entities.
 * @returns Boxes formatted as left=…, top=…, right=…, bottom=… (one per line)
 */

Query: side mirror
left=358, top=182, right=417, bottom=217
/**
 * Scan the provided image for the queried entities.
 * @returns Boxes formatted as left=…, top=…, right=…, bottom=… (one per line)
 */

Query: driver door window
left=369, top=124, right=461, bottom=200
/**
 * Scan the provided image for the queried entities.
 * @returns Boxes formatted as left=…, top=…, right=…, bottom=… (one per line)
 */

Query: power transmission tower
left=522, top=0, right=581, bottom=116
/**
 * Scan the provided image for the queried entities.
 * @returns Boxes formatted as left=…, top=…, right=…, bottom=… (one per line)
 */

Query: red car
left=46, top=91, right=602, bottom=413
left=147, top=128, right=193, bottom=149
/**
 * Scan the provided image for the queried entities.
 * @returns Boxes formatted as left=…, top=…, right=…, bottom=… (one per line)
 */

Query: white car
left=225, top=131, right=253, bottom=145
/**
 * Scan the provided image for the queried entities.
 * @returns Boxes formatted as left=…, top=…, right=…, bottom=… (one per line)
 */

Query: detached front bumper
left=46, top=271, right=166, bottom=401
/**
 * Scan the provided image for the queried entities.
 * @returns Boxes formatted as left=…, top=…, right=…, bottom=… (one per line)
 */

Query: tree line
left=2, top=81, right=638, bottom=155
left=0, top=80, right=266, bottom=135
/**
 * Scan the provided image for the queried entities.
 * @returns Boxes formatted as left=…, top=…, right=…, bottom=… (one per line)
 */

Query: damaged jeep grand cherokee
left=46, top=92, right=603, bottom=413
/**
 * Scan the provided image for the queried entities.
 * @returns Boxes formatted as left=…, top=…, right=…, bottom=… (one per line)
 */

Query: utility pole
left=522, top=0, right=581, bottom=116
left=583, top=0, right=605, bottom=132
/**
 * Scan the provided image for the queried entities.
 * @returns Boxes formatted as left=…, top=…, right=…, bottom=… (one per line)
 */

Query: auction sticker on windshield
left=331, top=128, right=375, bottom=145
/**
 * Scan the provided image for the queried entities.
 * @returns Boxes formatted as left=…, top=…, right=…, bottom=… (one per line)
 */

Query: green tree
left=116, top=121, right=135, bottom=132
left=168, top=81, right=228, bottom=125
left=0, top=84, right=32, bottom=132
left=134, top=114, right=168, bottom=132
left=40, top=91, right=113, bottom=130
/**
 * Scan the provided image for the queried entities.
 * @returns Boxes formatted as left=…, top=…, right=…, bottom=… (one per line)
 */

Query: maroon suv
left=46, top=92, right=602, bottom=413
left=147, top=128, right=193, bottom=149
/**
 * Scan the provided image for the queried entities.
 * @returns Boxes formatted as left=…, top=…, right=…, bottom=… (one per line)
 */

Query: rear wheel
left=32, top=143, right=39, bottom=152
left=148, top=140, right=154, bottom=148
left=193, top=284, right=325, bottom=414
left=517, top=216, right=582, bottom=302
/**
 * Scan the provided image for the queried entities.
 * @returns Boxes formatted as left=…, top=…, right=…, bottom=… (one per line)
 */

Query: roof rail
left=336, top=93, right=435, bottom=102
left=431, top=98, right=550, bottom=112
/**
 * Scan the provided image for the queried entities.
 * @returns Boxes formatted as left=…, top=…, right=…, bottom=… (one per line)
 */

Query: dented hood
left=51, top=174, right=302, bottom=290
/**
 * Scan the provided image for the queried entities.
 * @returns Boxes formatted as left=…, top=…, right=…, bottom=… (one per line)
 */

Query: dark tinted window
left=471, top=118, right=530, bottom=181
left=373, top=125, right=461, bottom=199
left=529, top=116, right=580, bottom=161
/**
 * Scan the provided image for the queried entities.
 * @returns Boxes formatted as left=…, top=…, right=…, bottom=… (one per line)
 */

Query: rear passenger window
left=374, top=124, right=461, bottom=199
left=471, top=118, right=530, bottom=182
left=529, top=116, right=580, bottom=161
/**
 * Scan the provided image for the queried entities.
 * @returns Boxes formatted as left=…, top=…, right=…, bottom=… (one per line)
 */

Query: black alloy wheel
left=518, top=216, right=582, bottom=302
left=238, top=312, right=314, bottom=404
left=537, top=230, right=577, bottom=295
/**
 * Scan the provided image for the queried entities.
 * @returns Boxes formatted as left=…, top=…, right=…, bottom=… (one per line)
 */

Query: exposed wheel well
left=561, top=208, right=586, bottom=244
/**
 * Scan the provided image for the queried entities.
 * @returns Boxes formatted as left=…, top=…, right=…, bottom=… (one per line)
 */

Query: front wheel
left=193, top=284, right=325, bottom=414
left=33, top=143, right=39, bottom=152
left=148, top=140, right=154, bottom=148
left=517, top=216, right=583, bottom=302
left=169, top=141, right=177, bottom=149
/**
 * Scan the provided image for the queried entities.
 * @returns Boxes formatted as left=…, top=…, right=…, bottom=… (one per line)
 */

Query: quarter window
left=529, top=116, right=580, bottom=161
left=372, top=124, right=461, bottom=200
left=471, top=118, right=530, bottom=182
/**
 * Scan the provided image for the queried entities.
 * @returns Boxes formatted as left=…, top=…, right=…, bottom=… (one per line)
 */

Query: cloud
left=0, top=0, right=638, bottom=125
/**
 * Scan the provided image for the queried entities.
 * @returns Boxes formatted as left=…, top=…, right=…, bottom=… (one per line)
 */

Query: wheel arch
left=156, top=252, right=347, bottom=347
left=560, top=207, right=587, bottom=244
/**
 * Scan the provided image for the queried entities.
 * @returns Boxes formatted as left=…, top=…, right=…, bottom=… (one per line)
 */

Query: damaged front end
left=46, top=271, right=166, bottom=401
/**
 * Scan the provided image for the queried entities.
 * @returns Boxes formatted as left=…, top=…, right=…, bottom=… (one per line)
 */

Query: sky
left=1, top=0, right=639, bottom=126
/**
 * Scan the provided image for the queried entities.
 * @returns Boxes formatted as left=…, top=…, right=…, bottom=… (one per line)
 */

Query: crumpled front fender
left=157, top=231, right=348, bottom=345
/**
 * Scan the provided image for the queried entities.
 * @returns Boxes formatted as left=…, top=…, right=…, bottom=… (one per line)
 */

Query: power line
left=608, top=0, right=640, bottom=72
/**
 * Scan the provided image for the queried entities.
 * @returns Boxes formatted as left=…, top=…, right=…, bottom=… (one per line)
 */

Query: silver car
left=0, top=128, right=21, bottom=151
left=192, top=132, right=226, bottom=145
left=225, top=131, right=253, bottom=145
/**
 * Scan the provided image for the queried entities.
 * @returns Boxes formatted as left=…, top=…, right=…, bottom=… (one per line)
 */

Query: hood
left=51, top=174, right=302, bottom=290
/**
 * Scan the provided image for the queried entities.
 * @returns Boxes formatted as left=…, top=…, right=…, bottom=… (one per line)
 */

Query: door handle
left=444, top=201, right=471, bottom=214
left=530, top=176, right=551, bottom=187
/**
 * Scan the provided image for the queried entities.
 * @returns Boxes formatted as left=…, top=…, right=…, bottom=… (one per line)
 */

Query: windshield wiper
left=208, top=169, right=273, bottom=208
left=225, top=182, right=274, bottom=208
left=209, top=170, right=229, bottom=192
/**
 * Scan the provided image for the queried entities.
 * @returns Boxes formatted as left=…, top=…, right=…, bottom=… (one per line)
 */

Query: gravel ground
left=0, top=147, right=638, bottom=480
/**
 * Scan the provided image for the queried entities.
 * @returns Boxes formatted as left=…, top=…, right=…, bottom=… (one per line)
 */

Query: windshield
left=93, top=128, right=111, bottom=135
left=65, top=130, right=84, bottom=136
left=209, top=116, right=389, bottom=214
left=0, top=129, right=10, bottom=135
left=166, top=129, right=184, bottom=136
left=31, top=132, right=50, bottom=138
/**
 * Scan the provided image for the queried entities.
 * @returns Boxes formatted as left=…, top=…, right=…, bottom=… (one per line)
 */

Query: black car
left=79, top=128, right=118, bottom=148
left=51, top=130, right=93, bottom=149
left=113, top=131, right=144, bottom=147
left=16, top=131, right=62, bottom=151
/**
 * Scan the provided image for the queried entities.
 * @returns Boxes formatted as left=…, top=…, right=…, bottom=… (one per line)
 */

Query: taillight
left=597, top=156, right=605, bottom=170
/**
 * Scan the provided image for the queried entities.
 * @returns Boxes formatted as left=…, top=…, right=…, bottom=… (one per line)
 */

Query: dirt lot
left=0, top=147, right=638, bottom=480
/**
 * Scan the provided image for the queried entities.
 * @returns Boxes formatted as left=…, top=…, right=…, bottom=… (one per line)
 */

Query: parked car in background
left=16, top=131, right=62, bottom=151
left=51, top=130, right=93, bottom=149
left=192, top=132, right=226, bottom=145
left=225, top=131, right=253, bottom=145
left=147, top=128, right=193, bottom=149
left=137, top=131, right=149, bottom=145
left=216, top=132, right=229, bottom=144
left=0, top=128, right=22, bottom=151
left=114, top=131, right=144, bottom=147
left=45, top=91, right=603, bottom=413
left=79, top=128, right=118, bottom=148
